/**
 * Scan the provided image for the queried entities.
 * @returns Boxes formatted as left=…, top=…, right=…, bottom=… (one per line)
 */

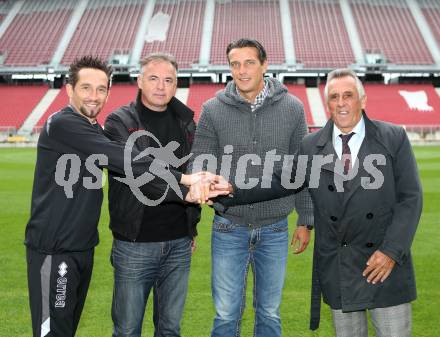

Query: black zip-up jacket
left=104, top=94, right=201, bottom=240
left=25, top=106, right=187, bottom=254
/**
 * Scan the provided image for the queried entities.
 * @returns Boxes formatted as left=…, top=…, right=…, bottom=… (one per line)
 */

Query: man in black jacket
left=104, top=53, right=200, bottom=337
left=25, top=56, right=209, bottom=337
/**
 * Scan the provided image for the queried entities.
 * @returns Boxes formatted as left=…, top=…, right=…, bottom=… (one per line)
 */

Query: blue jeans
left=111, top=237, right=192, bottom=337
left=210, top=215, right=289, bottom=337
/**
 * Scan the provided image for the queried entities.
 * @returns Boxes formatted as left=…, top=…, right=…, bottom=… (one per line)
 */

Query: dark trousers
left=26, top=247, right=94, bottom=337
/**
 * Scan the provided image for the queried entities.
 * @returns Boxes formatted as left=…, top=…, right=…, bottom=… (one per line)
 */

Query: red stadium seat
left=141, top=1, right=205, bottom=69
left=210, top=1, right=285, bottom=65
left=187, top=83, right=224, bottom=122
left=363, top=84, right=440, bottom=125
left=290, top=0, right=355, bottom=68
left=350, top=0, right=434, bottom=65
left=0, top=3, right=73, bottom=66
left=421, top=1, right=440, bottom=48
left=61, top=2, right=144, bottom=65
left=285, top=84, right=314, bottom=125
left=0, top=85, right=48, bottom=128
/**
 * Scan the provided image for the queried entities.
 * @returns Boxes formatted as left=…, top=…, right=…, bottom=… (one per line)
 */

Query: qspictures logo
left=54, top=130, right=387, bottom=205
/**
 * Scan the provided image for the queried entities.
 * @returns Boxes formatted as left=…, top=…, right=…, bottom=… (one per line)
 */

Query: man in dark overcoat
left=217, top=68, right=423, bottom=337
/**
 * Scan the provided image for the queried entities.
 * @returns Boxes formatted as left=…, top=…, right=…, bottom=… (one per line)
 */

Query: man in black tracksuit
left=24, top=56, right=201, bottom=337
left=104, top=54, right=200, bottom=337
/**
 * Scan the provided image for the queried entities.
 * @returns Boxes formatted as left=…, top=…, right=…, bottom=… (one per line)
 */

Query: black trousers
left=26, top=247, right=94, bottom=337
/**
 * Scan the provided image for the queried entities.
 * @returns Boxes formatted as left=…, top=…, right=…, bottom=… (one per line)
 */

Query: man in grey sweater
left=188, top=39, right=314, bottom=337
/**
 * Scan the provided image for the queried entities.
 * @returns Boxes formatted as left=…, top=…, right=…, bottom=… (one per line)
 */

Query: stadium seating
left=141, top=1, right=205, bottom=69
left=420, top=0, right=440, bottom=47
left=0, top=0, right=439, bottom=140
left=2, top=82, right=439, bottom=134
left=0, top=85, right=48, bottom=128
left=290, top=0, right=355, bottom=68
left=364, top=84, right=440, bottom=125
left=350, top=0, right=434, bottom=64
left=319, top=83, right=440, bottom=125
left=0, top=2, right=73, bottom=66
left=36, top=84, right=137, bottom=127
left=35, top=88, right=67, bottom=128
left=1, top=0, right=438, bottom=69
left=62, top=0, right=144, bottom=65
left=97, top=84, right=138, bottom=124
left=210, top=0, right=284, bottom=65
left=187, top=83, right=224, bottom=122
left=285, top=84, right=314, bottom=125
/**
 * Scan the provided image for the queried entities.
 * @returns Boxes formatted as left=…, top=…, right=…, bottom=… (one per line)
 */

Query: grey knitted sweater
left=189, top=78, right=314, bottom=226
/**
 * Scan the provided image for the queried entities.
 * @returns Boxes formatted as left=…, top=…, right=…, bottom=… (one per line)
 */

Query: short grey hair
left=324, top=68, right=365, bottom=101
left=140, top=53, right=178, bottom=74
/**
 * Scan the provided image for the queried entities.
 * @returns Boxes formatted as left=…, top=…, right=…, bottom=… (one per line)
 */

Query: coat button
left=330, top=216, right=338, bottom=221
left=341, top=241, right=348, bottom=247
left=366, top=242, right=374, bottom=248
left=366, top=213, right=374, bottom=219
left=328, top=185, right=335, bottom=191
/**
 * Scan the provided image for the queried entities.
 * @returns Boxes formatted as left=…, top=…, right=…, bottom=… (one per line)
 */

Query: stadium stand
left=186, top=83, right=224, bottom=122
left=96, top=84, right=138, bottom=124
left=0, top=0, right=439, bottom=142
left=1, top=80, right=439, bottom=141
left=350, top=0, right=434, bottom=65
left=290, top=0, right=355, bottom=68
left=0, top=85, right=48, bottom=129
left=0, top=1, right=74, bottom=66
left=61, top=0, right=144, bottom=65
left=141, top=0, right=205, bottom=70
left=420, top=0, right=440, bottom=47
left=36, top=84, right=137, bottom=127
left=285, top=84, right=314, bottom=125
left=364, top=84, right=440, bottom=125
left=210, top=0, right=284, bottom=65
left=319, top=83, right=440, bottom=125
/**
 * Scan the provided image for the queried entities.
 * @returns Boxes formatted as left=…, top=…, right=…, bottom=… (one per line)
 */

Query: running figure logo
left=115, top=130, right=191, bottom=206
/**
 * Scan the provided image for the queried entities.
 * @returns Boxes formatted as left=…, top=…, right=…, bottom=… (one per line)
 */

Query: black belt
left=309, top=240, right=321, bottom=330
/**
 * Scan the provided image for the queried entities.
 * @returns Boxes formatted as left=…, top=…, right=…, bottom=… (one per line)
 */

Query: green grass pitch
left=0, top=146, right=439, bottom=337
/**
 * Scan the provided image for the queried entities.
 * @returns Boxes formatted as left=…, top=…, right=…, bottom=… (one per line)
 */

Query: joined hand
left=181, top=172, right=232, bottom=204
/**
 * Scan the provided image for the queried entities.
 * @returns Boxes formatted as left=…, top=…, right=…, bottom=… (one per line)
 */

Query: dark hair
left=68, top=55, right=113, bottom=89
left=226, top=38, right=267, bottom=64
left=140, top=53, right=178, bottom=72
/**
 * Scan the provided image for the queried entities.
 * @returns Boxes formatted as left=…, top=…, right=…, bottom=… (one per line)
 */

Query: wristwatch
left=299, top=224, right=314, bottom=230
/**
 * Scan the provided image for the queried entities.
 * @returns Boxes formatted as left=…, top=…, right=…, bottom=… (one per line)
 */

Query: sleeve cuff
left=296, top=212, right=314, bottom=227
left=379, top=240, right=406, bottom=265
left=180, top=185, right=189, bottom=202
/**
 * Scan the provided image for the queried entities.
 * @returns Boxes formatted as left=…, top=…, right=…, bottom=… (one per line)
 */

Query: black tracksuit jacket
left=24, top=106, right=186, bottom=254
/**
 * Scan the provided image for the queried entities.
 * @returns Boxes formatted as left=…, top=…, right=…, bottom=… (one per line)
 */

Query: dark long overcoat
left=224, top=112, right=423, bottom=329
